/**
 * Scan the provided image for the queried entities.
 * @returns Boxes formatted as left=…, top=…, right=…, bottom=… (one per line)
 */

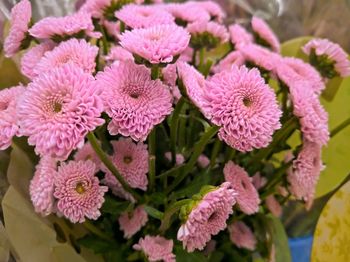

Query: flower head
left=120, top=24, right=190, bottom=64
left=17, top=63, right=104, bottom=160
left=197, top=154, right=210, bottom=169
left=4, top=0, right=32, bottom=57
left=74, top=141, right=101, bottom=168
left=197, top=1, right=225, bottom=22
left=228, top=221, right=257, bottom=250
left=118, top=206, right=148, bottom=238
left=224, top=161, right=260, bottom=214
left=133, top=235, right=175, bottom=262
left=163, top=2, right=210, bottom=26
left=302, top=38, right=350, bottom=78
left=228, top=24, right=253, bottom=49
left=252, top=172, right=267, bottom=190
left=54, top=160, right=108, bottom=223
left=102, top=172, right=135, bottom=202
left=251, top=17, right=280, bottom=52
left=29, top=157, right=57, bottom=216
left=104, top=45, right=134, bottom=63
left=212, top=51, right=245, bottom=73
left=97, top=61, right=173, bottom=141
left=79, top=0, right=111, bottom=19
left=177, top=182, right=236, bottom=252
left=265, top=195, right=282, bottom=217
left=165, top=152, right=185, bottom=166
left=203, top=66, right=282, bottom=152
left=34, top=39, right=98, bottom=75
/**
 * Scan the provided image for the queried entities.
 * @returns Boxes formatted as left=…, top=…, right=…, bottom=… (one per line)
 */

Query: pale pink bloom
left=34, top=39, right=98, bottom=75
left=265, top=195, right=282, bottom=217
left=177, top=182, right=236, bottom=252
left=118, top=206, right=148, bottom=239
left=164, top=152, right=185, bottom=166
left=228, top=24, right=253, bottom=49
left=120, top=24, right=190, bottom=64
left=197, top=1, right=225, bottom=22
left=29, top=157, right=57, bottom=216
left=74, top=142, right=101, bottom=168
left=104, top=45, right=133, bottom=63
left=252, top=172, right=267, bottom=190
left=251, top=17, right=280, bottom=52
left=228, top=221, right=257, bottom=250
left=134, top=235, right=175, bottom=262
left=20, top=41, right=56, bottom=80
left=303, top=38, right=350, bottom=78
left=224, top=161, right=260, bottom=214
left=103, top=20, right=120, bottom=40
left=203, top=66, right=282, bottom=152
left=187, top=21, right=229, bottom=45
left=29, top=11, right=101, bottom=40
left=4, top=0, right=32, bottom=57
left=163, top=2, right=210, bottom=25
left=79, top=0, right=110, bottom=18
left=102, top=172, right=135, bottom=202
left=0, top=86, right=25, bottom=150
left=197, top=154, right=210, bottom=168
left=212, top=51, right=245, bottom=73
left=96, top=61, right=173, bottom=141
left=115, top=4, right=174, bottom=29
left=54, top=160, right=108, bottom=223
left=17, top=64, right=104, bottom=160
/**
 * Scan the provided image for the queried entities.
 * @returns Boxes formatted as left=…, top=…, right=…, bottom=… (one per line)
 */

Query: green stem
left=100, top=25, right=109, bottom=55
left=151, top=64, right=160, bottom=80
left=83, top=221, right=113, bottom=241
left=159, top=199, right=192, bottom=233
left=224, top=147, right=236, bottom=163
left=87, top=132, right=141, bottom=201
left=330, top=117, right=350, bottom=137
left=120, top=21, right=125, bottom=33
left=170, top=97, right=186, bottom=165
left=199, top=48, right=205, bottom=69
left=210, top=139, right=222, bottom=168
left=192, top=49, right=197, bottom=65
left=148, top=128, right=156, bottom=192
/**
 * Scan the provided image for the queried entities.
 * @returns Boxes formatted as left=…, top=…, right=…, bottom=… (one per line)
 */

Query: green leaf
left=144, top=205, right=164, bottom=220
left=78, top=235, right=115, bottom=254
left=101, top=195, right=130, bottom=216
left=174, top=245, right=208, bottom=262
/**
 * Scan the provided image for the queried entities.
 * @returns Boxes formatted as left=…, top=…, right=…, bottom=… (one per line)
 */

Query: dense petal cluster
left=251, top=17, right=280, bottom=52
left=197, top=1, right=225, bottom=22
left=187, top=21, right=229, bottom=46
left=228, top=221, right=257, bottom=250
left=163, top=2, right=210, bottom=25
left=79, top=0, right=111, bottom=18
left=212, top=51, right=245, bottom=73
left=118, top=206, right=148, bottom=239
left=228, top=24, right=253, bottom=49
left=74, top=141, right=101, bottom=168
left=104, top=45, right=134, bottom=63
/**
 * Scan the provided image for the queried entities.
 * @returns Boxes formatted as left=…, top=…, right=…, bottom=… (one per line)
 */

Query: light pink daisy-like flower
left=165, top=152, right=185, bottom=166
left=54, top=160, right=108, bottom=223
left=302, top=38, right=350, bottom=78
left=74, top=142, right=101, bottom=168
left=163, top=2, right=210, bottom=25
left=0, top=86, right=25, bottom=150
left=118, top=206, right=148, bottom=239
left=228, top=24, right=253, bottom=50
left=34, top=39, right=98, bottom=75
left=120, top=24, right=190, bottom=64
left=115, top=4, right=174, bottom=29
left=252, top=172, right=267, bottom=190
left=17, top=63, right=104, bottom=160
left=212, top=51, right=245, bottom=73
left=197, top=154, right=210, bottom=168
left=187, top=21, right=229, bottom=45
left=265, top=195, right=282, bottom=217
left=29, top=11, right=101, bottom=40
left=102, top=172, right=135, bottom=202
left=228, top=221, right=257, bottom=250
left=20, top=41, right=56, bottom=79
left=224, top=161, right=260, bottom=214
left=133, top=235, right=175, bottom=262
left=197, top=1, right=225, bottom=22
left=203, top=66, right=282, bottom=152
left=177, top=182, right=236, bottom=252
left=4, top=0, right=32, bottom=57
left=104, top=45, right=133, bottom=63
left=29, top=157, right=57, bottom=216
left=96, top=61, right=173, bottom=141
left=251, top=17, right=280, bottom=53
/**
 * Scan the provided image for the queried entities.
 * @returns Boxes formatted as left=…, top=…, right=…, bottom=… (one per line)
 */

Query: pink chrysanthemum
left=197, top=1, right=225, bottom=22
left=115, top=4, right=174, bottom=29
left=20, top=41, right=56, bottom=79
left=74, top=142, right=101, bottom=168
left=0, top=86, right=24, bottom=150
left=223, top=161, right=260, bottom=214
left=212, top=51, right=245, bottom=73
left=17, top=64, right=104, bottom=160
left=228, top=24, right=253, bottom=50
left=104, top=45, right=134, bottom=63
left=33, top=39, right=98, bottom=75
left=197, top=154, right=210, bottom=169
left=134, top=235, right=175, bottom=262
left=97, top=61, right=173, bottom=141
left=252, top=172, right=267, bottom=190
left=118, top=206, right=148, bottom=239
left=228, top=221, right=257, bottom=250
left=79, top=0, right=110, bottom=18
left=165, top=152, right=185, bottom=166
left=29, top=11, right=101, bottom=40
left=265, top=195, right=282, bottom=217
left=177, top=182, right=236, bottom=252
left=120, top=24, right=190, bottom=64
left=302, top=38, right=350, bottom=78
left=54, top=160, right=108, bottom=223
left=29, top=157, right=57, bottom=216
left=4, top=0, right=32, bottom=57
left=102, top=172, right=135, bottom=202
left=251, top=17, right=280, bottom=52
left=203, top=66, right=282, bottom=152
left=103, top=20, right=121, bottom=40
left=187, top=21, right=229, bottom=45
left=163, top=2, right=210, bottom=25
left=287, top=140, right=324, bottom=206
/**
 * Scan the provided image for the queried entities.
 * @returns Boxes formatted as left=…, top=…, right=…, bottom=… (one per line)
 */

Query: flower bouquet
left=1, top=0, right=350, bottom=261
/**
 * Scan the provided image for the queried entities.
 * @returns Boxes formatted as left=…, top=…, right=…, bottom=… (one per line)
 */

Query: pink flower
left=197, top=1, right=225, bottom=22
left=118, top=206, right=148, bottom=238
left=302, top=38, right=350, bottom=78
left=20, top=41, right=56, bottom=80
left=252, top=172, right=267, bottom=190
left=212, top=51, right=245, bottom=73
left=120, top=24, right=190, bottom=64
left=228, top=221, right=257, bottom=250
left=104, top=45, right=134, bottom=63
left=103, top=20, right=120, bottom=40
left=54, top=160, right=108, bottom=223
left=34, top=39, right=98, bottom=75
left=29, top=11, right=101, bottom=40
left=251, top=17, right=280, bottom=52
left=228, top=24, right=253, bottom=49
left=29, top=157, right=57, bottom=216
left=97, top=61, right=173, bottom=141
left=79, top=0, right=111, bottom=18
left=163, top=2, right=210, bottom=25
left=265, top=195, right=282, bottom=217
left=224, top=161, right=260, bottom=214
left=0, top=86, right=25, bottom=150
left=177, top=182, right=236, bottom=252
left=102, top=172, right=135, bottom=202
left=164, top=152, right=185, bottom=166
left=4, top=0, right=32, bottom=57
left=203, top=66, right=282, bottom=152
left=133, top=235, right=175, bottom=262
left=17, top=63, right=104, bottom=160
left=115, top=4, right=174, bottom=29
left=74, top=142, right=101, bottom=168
left=197, top=154, right=210, bottom=168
